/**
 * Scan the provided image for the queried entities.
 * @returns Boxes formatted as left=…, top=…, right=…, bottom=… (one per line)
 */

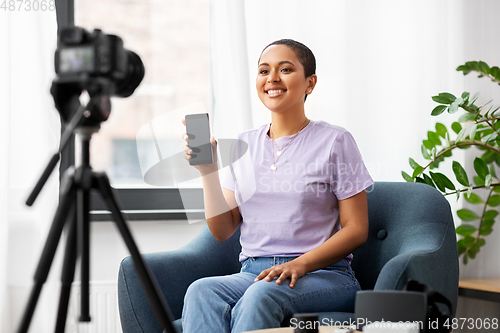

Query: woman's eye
left=281, top=68, right=292, bottom=73
left=259, top=69, right=269, bottom=74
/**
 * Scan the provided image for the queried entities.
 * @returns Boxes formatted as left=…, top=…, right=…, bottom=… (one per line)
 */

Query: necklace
left=270, top=118, right=309, bottom=171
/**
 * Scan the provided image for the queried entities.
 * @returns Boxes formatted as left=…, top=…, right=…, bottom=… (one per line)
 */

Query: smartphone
left=185, top=113, right=214, bottom=165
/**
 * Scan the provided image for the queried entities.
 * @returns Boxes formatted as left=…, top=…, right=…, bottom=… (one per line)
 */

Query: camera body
left=54, top=26, right=144, bottom=98
left=55, top=27, right=127, bottom=81
left=51, top=26, right=145, bottom=124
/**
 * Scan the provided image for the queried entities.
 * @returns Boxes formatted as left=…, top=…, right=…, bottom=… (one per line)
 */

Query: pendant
left=276, top=150, right=282, bottom=156
left=270, top=164, right=277, bottom=171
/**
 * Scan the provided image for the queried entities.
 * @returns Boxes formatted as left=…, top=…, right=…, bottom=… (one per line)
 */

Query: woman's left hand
left=254, top=261, right=307, bottom=289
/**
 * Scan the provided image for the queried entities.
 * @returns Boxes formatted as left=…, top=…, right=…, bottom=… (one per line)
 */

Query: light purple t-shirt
left=220, top=120, right=374, bottom=262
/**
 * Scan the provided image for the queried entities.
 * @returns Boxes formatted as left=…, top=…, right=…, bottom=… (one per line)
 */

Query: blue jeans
left=181, top=257, right=360, bottom=333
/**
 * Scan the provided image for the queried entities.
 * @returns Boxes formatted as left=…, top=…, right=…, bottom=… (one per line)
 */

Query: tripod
left=17, top=102, right=177, bottom=332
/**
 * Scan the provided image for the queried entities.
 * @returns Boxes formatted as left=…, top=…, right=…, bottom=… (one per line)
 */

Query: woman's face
left=256, top=44, right=316, bottom=114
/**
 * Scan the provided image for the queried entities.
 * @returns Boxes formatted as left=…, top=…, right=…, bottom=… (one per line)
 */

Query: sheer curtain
left=0, top=10, right=60, bottom=332
left=211, top=0, right=500, bottom=321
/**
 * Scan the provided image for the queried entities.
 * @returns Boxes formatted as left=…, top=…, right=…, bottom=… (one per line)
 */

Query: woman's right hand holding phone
left=181, top=118, right=219, bottom=176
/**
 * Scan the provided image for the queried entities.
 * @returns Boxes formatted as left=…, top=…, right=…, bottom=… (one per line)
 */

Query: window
left=61, top=0, right=210, bottom=220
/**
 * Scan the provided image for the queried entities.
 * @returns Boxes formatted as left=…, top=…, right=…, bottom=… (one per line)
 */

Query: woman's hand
left=181, top=118, right=219, bottom=175
left=254, top=260, right=307, bottom=289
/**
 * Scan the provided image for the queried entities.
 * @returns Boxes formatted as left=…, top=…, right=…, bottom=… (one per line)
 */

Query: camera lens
left=114, top=50, right=145, bottom=98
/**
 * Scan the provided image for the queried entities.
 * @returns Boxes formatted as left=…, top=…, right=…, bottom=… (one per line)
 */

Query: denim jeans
left=181, top=257, right=360, bottom=333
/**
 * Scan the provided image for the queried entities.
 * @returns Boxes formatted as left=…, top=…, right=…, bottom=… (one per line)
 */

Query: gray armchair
left=117, top=182, right=459, bottom=332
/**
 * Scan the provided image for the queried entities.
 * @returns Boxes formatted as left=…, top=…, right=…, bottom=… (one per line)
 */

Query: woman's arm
left=199, top=170, right=241, bottom=241
left=182, top=119, right=241, bottom=241
left=254, top=190, right=369, bottom=288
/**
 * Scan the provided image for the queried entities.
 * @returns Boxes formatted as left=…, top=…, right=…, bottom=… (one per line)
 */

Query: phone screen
left=185, top=113, right=213, bottom=165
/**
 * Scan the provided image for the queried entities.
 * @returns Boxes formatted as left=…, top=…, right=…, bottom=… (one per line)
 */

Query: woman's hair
left=260, top=39, right=316, bottom=79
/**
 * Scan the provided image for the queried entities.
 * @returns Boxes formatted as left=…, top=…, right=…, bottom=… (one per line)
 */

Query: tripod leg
left=54, top=204, right=78, bottom=333
left=17, top=169, right=77, bottom=333
left=77, top=182, right=91, bottom=322
left=93, top=172, right=177, bottom=333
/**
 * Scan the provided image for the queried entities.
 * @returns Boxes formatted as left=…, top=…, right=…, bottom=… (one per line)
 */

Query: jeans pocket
left=240, top=258, right=251, bottom=272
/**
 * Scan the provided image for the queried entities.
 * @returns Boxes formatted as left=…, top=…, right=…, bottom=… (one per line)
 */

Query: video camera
left=51, top=26, right=144, bottom=125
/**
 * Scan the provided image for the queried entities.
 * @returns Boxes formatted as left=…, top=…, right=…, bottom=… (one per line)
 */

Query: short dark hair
left=260, top=39, right=316, bottom=78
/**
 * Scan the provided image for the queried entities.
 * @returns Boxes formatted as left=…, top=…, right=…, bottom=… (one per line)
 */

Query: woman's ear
left=306, top=74, right=318, bottom=94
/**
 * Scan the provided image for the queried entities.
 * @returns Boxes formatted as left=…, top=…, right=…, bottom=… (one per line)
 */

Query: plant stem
left=461, top=104, right=497, bottom=131
left=421, top=140, right=500, bottom=172
left=443, top=183, right=500, bottom=196
left=463, top=187, right=494, bottom=259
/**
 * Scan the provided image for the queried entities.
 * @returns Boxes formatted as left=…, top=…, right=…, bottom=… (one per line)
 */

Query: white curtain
left=0, top=10, right=60, bottom=332
left=211, top=0, right=500, bottom=320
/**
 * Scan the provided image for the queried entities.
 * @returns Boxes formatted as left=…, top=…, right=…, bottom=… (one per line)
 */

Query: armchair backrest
left=352, top=182, right=458, bottom=293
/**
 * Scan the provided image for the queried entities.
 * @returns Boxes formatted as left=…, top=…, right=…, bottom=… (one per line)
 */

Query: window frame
left=56, top=0, right=205, bottom=222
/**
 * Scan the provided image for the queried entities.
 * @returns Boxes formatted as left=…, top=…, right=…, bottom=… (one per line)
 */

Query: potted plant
left=402, top=61, right=500, bottom=264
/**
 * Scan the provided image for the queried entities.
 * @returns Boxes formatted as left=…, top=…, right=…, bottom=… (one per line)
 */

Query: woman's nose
left=267, top=71, right=280, bottom=83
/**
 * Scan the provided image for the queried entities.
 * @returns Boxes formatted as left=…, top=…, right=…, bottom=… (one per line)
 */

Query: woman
left=181, top=39, right=373, bottom=332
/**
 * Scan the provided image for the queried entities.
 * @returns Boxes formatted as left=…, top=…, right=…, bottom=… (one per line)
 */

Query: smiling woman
left=180, top=38, right=373, bottom=333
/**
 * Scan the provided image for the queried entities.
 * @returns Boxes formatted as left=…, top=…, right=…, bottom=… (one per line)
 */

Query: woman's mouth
left=266, top=89, right=286, bottom=97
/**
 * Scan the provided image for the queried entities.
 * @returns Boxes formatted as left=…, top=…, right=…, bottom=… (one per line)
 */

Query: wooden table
left=246, top=327, right=359, bottom=333
left=459, top=277, right=500, bottom=303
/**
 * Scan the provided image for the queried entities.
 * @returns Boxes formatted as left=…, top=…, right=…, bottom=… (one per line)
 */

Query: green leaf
left=463, top=255, right=469, bottom=265
left=429, top=171, right=446, bottom=192
left=463, top=235, right=475, bottom=247
left=450, top=97, right=464, bottom=114
left=452, top=161, right=469, bottom=186
left=456, top=224, right=477, bottom=236
left=412, top=166, right=424, bottom=178
left=469, top=124, right=478, bottom=140
left=423, top=139, right=434, bottom=150
left=484, top=210, right=498, bottom=220
left=458, top=112, right=477, bottom=122
left=427, top=131, right=441, bottom=146
left=432, top=92, right=457, bottom=105
left=491, top=162, right=498, bottom=179
left=457, top=239, right=467, bottom=255
left=481, top=132, right=499, bottom=143
left=474, top=176, right=485, bottom=186
left=422, top=173, right=435, bottom=188
left=431, top=105, right=447, bottom=116
left=467, top=185, right=474, bottom=198
left=434, top=172, right=456, bottom=191
left=421, top=144, right=431, bottom=160
left=401, top=171, right=413, bottom=182
left=485, top=174, right=493, bottom=188
left=488, top=195, right=500, bottom=207
left=482, top=150, right=497, bottom=164
left=435, top=123, right=447, bottom=138
left=478, top=61, right=490, bottom=74
left=451, top=122, right=462, bottom=134
left=415, top=176, right=426, bottom=184
left=464, top=193, right=483, bottom=204
left=474, top=157, right=489, bottom=180
left=480, top=226, right=493, bottom=236
left=409, top=158, right=420, bottom=170
left=457, top=209, right=479, bottom=221
left=456, top=127, right=467, bottom=142
left=461, top=91, right=471, bottom=100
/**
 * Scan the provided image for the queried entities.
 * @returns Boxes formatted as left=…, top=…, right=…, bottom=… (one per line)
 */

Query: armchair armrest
left=118, top=223, right=241, bottom=330
left=374, top=223, right=459, bottom=316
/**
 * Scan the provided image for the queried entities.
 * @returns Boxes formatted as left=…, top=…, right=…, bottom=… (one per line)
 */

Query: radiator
left=66, top=281, right=122, bottom=333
